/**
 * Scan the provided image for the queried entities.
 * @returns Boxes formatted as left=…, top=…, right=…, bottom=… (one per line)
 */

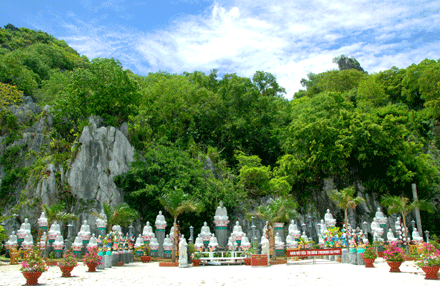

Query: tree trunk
left=402, top=212, right=409, bottom=249
left=172, top=218, right=177, bottom=262
left=344, top=208, right=348, bottom=249
left=270, top=226, right=276, bottom=260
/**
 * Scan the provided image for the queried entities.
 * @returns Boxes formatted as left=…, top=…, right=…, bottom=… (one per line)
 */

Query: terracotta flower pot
left=192, top=259, right=201, bottom=266
left=387, top=261, right=403, bottom=273
left=22, top=271, right=42, bottom=285
left=59, top=266, right=75, bottom=277
left=244, top=258, right=251, bottom=266
left=87, top=262, right=98, bottom=272
left=363, top=258, right=375, bottom=268
left=421, top=266, right=440, bottom=280
left=141, top=256, right=151, bottom=263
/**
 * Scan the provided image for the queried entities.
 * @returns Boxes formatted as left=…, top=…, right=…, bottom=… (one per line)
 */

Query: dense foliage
left=1, top=24, right=439, bottom=234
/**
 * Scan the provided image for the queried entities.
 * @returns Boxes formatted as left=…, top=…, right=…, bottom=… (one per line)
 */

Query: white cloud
left=54, top=0, right=440, bottom=99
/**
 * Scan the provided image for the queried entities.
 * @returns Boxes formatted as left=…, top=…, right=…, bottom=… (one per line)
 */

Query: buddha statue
left=22, top=233, right=34, bottom=249
left=72, top=235, right=83, bottom=252
left=5, top=231, right=18, bottom=249
left=275, top=233, right=285, bottom=250
left=169, top=226, right=175, bottom=239
left=232, top=221, right=244, bottom=241
left=195, top=234, right=204, bottom=251
left=200, top=222, right=211, bottom=241
left=149, top=237, right=159, bottom=251
left=112, top=225, right=122, bottom=234
left=412, top=228, right=423, bottom=242
left=262, top=237, right=270, bottom=257
left=374, top=207, right=387, bottom=226
left=134, top=234, right=144, bottom=248
left=286, top=234, right=299, bottom=249
left=179, top=235, right=188, bottom=265
left=17, top=218, right=31, bottom=240
left=240, top=233, right=251, bottom=250
left=288, top=220, right=301, bottom=239
left=142, top=222, right=154, bottom=242
left=155, top=211, right=167, bottom=230
left=79, top=220, right=92, bottom=241
left=163, top=234, right=173, bottom=252
left=37, top=212, right=48, bottom=229
left=39, top=232, right=47, bottom=250
left=48, top=220, right=61, bottom=241
left=387, top=229, right=398, bottom=242
left=87, top=234, right=98, bottom=248
left=208, top=233, right=218, bottom=250
left=324, top=209, right=336, bottom=228
left=53, top=234, right=64, bottom=250
left=96, top=209, right=107, bottom=230
left=214, top=201, right=229, bottom=227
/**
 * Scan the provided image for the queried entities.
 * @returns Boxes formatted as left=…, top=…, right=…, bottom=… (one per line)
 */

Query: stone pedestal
left=274, top=223, right=285, bottom=239
left=156, top=230, right=165, bottom=257
left=54, top=251, right=62, bottom=259
left=112, top=253, right=120, bottom=267
left=349, top=252, right=357, bottom=265
left=103, top=255, right=112, bottom=268
left=357, top=253, right=365, bottom=266
left=276, top=249, right=285, bottom=258
left=342, top=251, right=349, bottom=263
left=215, top=226, right=228, bottom=249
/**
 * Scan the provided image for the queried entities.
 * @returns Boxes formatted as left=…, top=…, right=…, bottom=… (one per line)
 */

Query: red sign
left=286, top=248, right=342, bottom=257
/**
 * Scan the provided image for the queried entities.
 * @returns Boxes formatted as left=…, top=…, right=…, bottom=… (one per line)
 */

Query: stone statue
left=169, top=226, right=175, bottom=238
left=149, top=237, right=159, bottom=251
left=179, top=235, right=188, bottom=267
left=275, top=233, right=285, bottom=250
left=324, top=209, right=336, bottom=228
left=374, top=207, right=387, bottom=226
left=72, top=236, right=83, bottom=252
left=240, top=233, right=251, bottom=250
left=87, top=234, right=98, bottom=248
left=412, top=228, right=423, bottom=242
left=387, top=229, right=397, bottom=242
left=134, top=234, right=144, bottom=248
left=286, top=234, right=299, bottom=249
left=227, top=236, right=235, bottom=251
left=48, top=220, right=61, bottom=240
left=37, top=212, right=48, bottom=228
left=155, top=211, right=167, bottom=230
left=208, top=233, right=219, bottom=250
left=232, top=221, right=244, bottom=241
left=163, top=234, right=173, bottom=252
left=262, top=237, right=270, bottom=259
left=288, top=220, right=301, bottom=239
left=214, top=201, right=229, bottom=227
left=22, top=233, right=34, bottom=249
left=200, top=221, right=211, bottom=241
left=5, top=231, right=18, bottom=249
left=53, top=234, right=65, bottom=250
left=112, top=225, right=122, bottom=234
left=96, top=209, right=107, bottom=229
left=195, top=234, right=204, bottom=251
left=79, top=220, right=92, bottom=241
left=142, top=222, right=154, bottom=242
left=17, top=218, right=31, bottom=239
left=39, top=232, right=47, bottom=250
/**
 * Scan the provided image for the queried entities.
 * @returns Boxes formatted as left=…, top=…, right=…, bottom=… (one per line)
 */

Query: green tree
left=159, top=189, right=203, bottom=261
left=333, top=55, right=365, bottom=72
left=252, top=71, right=286, bottom=97
left=256, top=196, right=297, bottom=260
left=93, top=202, right=139, bottom=232
left=381, top=195, right=436, bottom=243
left=328, top=186, right=364, bottom=247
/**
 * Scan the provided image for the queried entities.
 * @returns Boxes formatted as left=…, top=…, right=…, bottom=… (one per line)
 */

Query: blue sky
left=1, top=0, right=440, bottom=98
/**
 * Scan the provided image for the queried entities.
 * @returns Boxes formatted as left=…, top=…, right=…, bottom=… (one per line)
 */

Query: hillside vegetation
left=0, top=24, right=439, bottom=232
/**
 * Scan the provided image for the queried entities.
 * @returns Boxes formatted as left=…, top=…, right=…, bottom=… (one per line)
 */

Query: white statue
left=375, top=207, right=387, bottom=225
left=87, top=234, right=98, bottom=248
left=37, top=212, right=48, bottom=228
left=155, top=211, right=167, bottom=229
left=286, top=235, right=299, bottom=249
left=288, top=220, right=301, bottom=239
left=53, top=234, right=64, bottom=250
left=169, top=226, right=175, bottom=239
left=262, top=237, right=270, bottom=260
left=275, top=233, right=285, bottom=250
left=240, top=233, right=251, bottom=250
left=163, top=234, right=173, bottom=252
left=387, top=229, right=397, bottom=242
left=208, top=233, right=219, bottom=250
left=324, top=209, right=336, bottom=228
left=48, top=220, right=61, bottom=240
left=22, top=233, right=34, bottom=249
left=195, top=234, right=204, bottom=250
left=227, top=236, right=234, bottom=250
left=134, top=234, right=144, bottom=248
left=79, top=220, right=92, bottom=240
left=214, top=201, right=229, bottom=227
left=142, top=222, right=154, bottom=242
left=149, top=237, right=159, bottom=250
left=96, top=209, right=107, bottom=229
left=5, top=231, right=18, bottom=249
left=39, top=232, right=47, bottom=250
left=232, top=221, right=244, bottom=241
left=179, top=235, right=188, bottom=267
left=200, top=222, right=211, bottom=241
left=17, top=218, right=31, bottom=239
left=412, top=228, right=423, bottom=242
left=112, top=225, right=122, bottom=234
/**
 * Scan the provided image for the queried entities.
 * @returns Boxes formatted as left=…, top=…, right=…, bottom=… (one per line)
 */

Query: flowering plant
left=361, top=247, right=377, bottom=259
left=192, top=252, right=202, bottom=260
left=57, top=250, right=78, bottom=267
left=82, top=246, right=102, bottom=265
left=415, top=243, right=440, bottom=267
left=383, top=242, right=405, bottom=262
left=20, top=249, right=48, bottom=273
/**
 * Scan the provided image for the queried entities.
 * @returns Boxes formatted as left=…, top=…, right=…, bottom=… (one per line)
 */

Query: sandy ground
left=0, top=258, right=434, bottom=286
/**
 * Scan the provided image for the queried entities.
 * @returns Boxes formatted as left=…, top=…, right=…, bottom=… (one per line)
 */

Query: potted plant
left=57, top=250, right=78, bottom=277
left=191, top=252, right=202, bottom=267
left=415, top=242, right=440, bottom=280
left=45, top=251, right=58, bottom=266
left=372, top=240, right=384, bottom=257
left=83, top=246, right=102, bottom=272
left=243, top=247, right=255, bottom=265
left=361, top=247, right=377, bottom=268
left=140, top=245, right=151, bottom=263
left=383, top=242, right=405, bottom=272
left=20, top=249, right=48, bottom=285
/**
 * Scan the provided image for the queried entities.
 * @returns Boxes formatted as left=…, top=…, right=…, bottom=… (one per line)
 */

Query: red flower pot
left=192, top=259, right=201, bottom=266
left=59, top=266, right=75, bottom=277
left=22, top=271, right=42, bottom=285
left=421, top=266, right=440, bottom=280
left=363, top=258, right=375, bottom=268
left=244, top=257, right=251, bottom=266
left=387, top=261, right=403, bottom=273
left=141, top=256, right=151, bottom=263
left=87, top=262, right=98, bottom=272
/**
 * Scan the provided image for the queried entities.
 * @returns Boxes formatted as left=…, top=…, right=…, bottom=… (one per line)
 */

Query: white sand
left=0, top=258, right=434, bottom=286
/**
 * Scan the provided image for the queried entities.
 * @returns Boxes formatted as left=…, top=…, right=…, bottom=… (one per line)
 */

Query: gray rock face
left=67, top=122, right=135, bottom=208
